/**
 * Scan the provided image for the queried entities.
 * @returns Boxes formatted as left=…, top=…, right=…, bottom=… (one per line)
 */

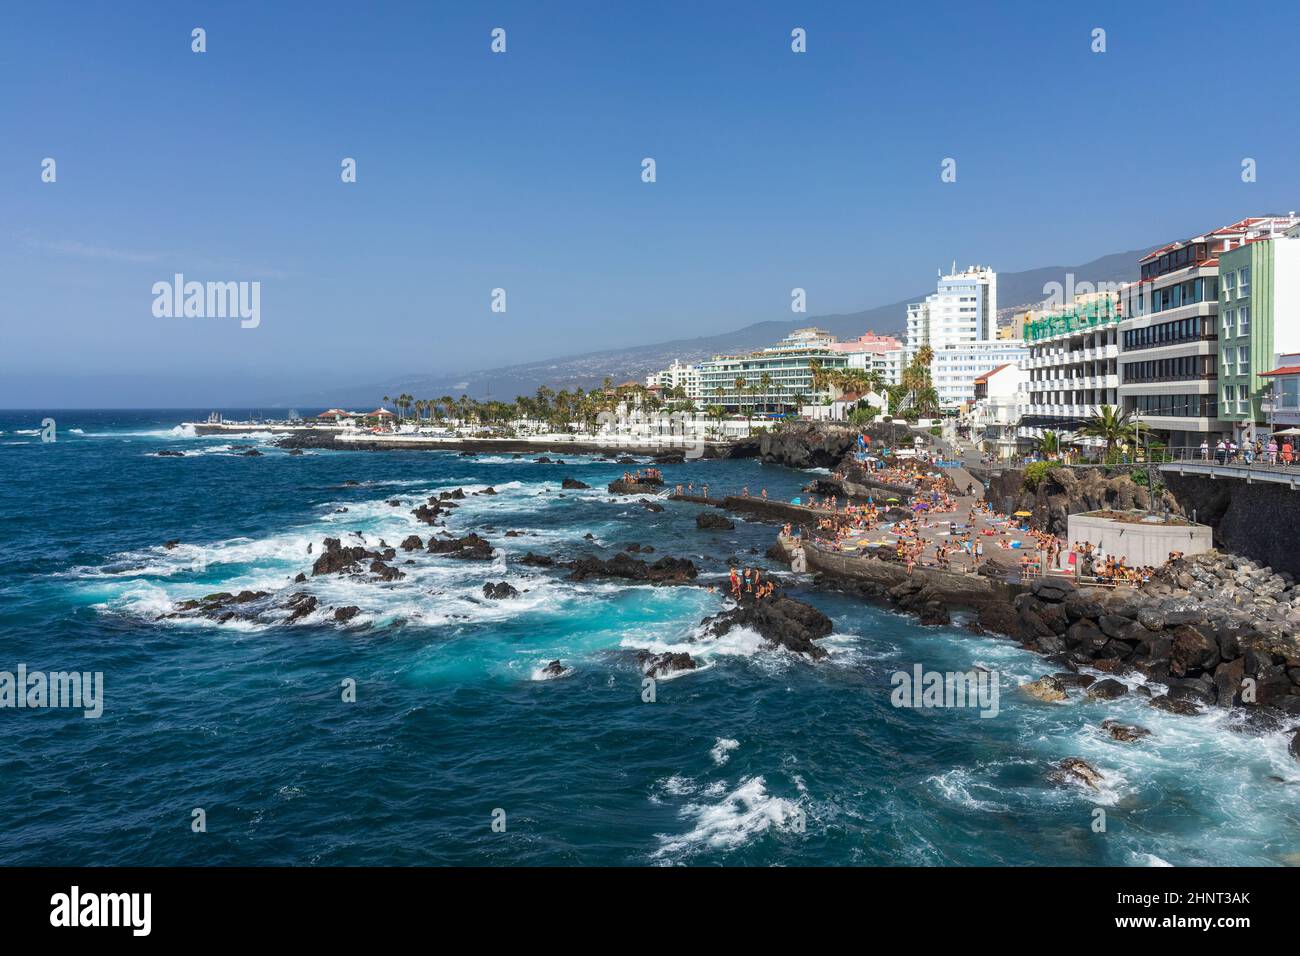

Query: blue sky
left=4, top=0, right=1300, bottom=406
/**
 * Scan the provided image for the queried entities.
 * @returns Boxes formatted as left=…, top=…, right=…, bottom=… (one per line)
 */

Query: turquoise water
left=1, top=410, right=1298, bottom=866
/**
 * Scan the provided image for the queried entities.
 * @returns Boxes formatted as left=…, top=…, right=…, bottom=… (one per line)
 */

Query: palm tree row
left=374, top=381, right=696, bottom=433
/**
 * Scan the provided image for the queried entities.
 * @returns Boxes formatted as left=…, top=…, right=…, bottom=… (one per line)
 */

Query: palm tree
left=759, top=372, right=773, bottom=414
left=1030, top=429, right=1066, bottom=457
left=809, top=360, right=832, bottom=401
left=1075, top=405, right=1135, bottom=458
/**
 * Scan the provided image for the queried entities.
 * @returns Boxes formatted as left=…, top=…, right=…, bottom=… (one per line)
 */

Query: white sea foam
left=1129, top=851, right=1173, bottom=867
left=926, top=767, right=1012, bottom=813
left=710, top=737, right=739, bottom=765
left=83, top=424, right=203, bottom=439
left=653, top=776, right=801, bottom=859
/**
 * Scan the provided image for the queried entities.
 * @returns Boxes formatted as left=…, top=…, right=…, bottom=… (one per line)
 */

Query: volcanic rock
left=701, top=595, right=832, bottom=660
left=636, top=651, right=697, bottom=678
left=696, top=512, right=735, bottom=531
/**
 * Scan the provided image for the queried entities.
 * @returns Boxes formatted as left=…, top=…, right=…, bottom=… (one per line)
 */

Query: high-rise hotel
left=906, top=265, right=1026, bottom=409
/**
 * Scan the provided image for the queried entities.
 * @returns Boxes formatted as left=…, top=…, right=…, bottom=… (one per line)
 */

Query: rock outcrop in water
left=565, top=553, right=697, bottom=585
left=482, top=581, right=519, bottom=599
left=165, top=589, right=269, bottom=622
left=540, top=659, right=572, bottom=679
left=312, top=537, right=385, bottom=576
left=427, top=533, right=494, bottom=560
left=696, top=512, right=735, bottom=531
left=637, top=651, right=697, bottom=678
left=411, top=501, right=445, bottom=526
left=701, top=594, right=833, bottom=660
left=1021, top=675, right=1068, bottom=702
left=608, top=478, right=663, bottom=495
left=1050, top=757, right=1105, bottom=792
left=1101, top=719, right=1151, bottom=742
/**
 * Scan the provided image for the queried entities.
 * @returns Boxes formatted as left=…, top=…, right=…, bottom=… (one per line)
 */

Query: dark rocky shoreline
left=273, top=430, right=725, bottom=459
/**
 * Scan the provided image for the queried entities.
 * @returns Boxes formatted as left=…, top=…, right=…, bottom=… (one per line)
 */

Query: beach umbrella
left=1274, top=427, right=1300, bottom=436
left=1014, top=510, right=1033, bottom=517
left=886, top=497, right=900, bottom=502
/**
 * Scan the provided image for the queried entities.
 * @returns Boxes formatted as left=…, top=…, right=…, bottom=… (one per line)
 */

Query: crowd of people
left=728, top=565, right=776, bottom=601
left=772, top=456, right=1161, bottom=590
left=623, top=466, right=663, bottom=483
left=1068, top=540, right=1159, bottom=586
left=1199, top=437, right=1295, bottom=466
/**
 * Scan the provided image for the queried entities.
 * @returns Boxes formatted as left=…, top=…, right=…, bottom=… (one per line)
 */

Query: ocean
left=1, top=410, right=1297, bottom=866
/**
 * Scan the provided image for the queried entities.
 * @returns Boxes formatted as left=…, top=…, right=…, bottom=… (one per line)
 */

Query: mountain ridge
left=266, top=248, right=1147, bottom=408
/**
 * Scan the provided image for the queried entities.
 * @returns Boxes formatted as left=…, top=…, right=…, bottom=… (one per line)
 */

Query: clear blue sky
left=4, top=0, right=1299, bottom=406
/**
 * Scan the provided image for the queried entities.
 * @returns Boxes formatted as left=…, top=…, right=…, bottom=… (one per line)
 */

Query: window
left=1239, top=267, right=1251, bottom=297
left=1224, top=271, right=1236, bottom=296
left=1239, top=305, right=1250, bottom=333
left=1223, top=309, right=1234, bottom=334
left=1223, top=384, right=1236, bottom=403
left=1238, top=346, right=1249, bottom=373
left=1282, top=378, right=1300, bottom=409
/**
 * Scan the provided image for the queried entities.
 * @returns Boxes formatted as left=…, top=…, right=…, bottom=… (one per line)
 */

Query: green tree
left=1075, top=405, right=1135, bottom=458
left=1030, top=429, right=1065, bottom=457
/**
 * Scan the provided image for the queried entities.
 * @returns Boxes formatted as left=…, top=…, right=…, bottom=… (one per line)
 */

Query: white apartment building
left=1017, top=293, right=1122, bottom=446
left=645, top=359, right=701, bottom=403
left=829, top=331, right=905, bottom=386
left=695, top=327, right=849, bottom=412
left=930, top=340, right=1027, bottom=410
left=847, top=347, right=905, bottom=386
left=906, top=265, right=998, bottom=358
left=970, top=363, right=1029, bottom=460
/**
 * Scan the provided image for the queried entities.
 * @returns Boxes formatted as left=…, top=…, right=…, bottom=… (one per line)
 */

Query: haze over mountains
left=272, top=248, right=1144, bottom=409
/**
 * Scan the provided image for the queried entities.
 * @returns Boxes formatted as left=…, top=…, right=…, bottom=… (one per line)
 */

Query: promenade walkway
left=1159, top=456, right=1300, bottom=489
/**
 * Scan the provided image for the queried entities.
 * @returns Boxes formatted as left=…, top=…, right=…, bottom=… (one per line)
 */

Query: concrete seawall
left=771, top=534, right=1025, bottom=612
left=1163, top=472, right=1300, bottom=579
